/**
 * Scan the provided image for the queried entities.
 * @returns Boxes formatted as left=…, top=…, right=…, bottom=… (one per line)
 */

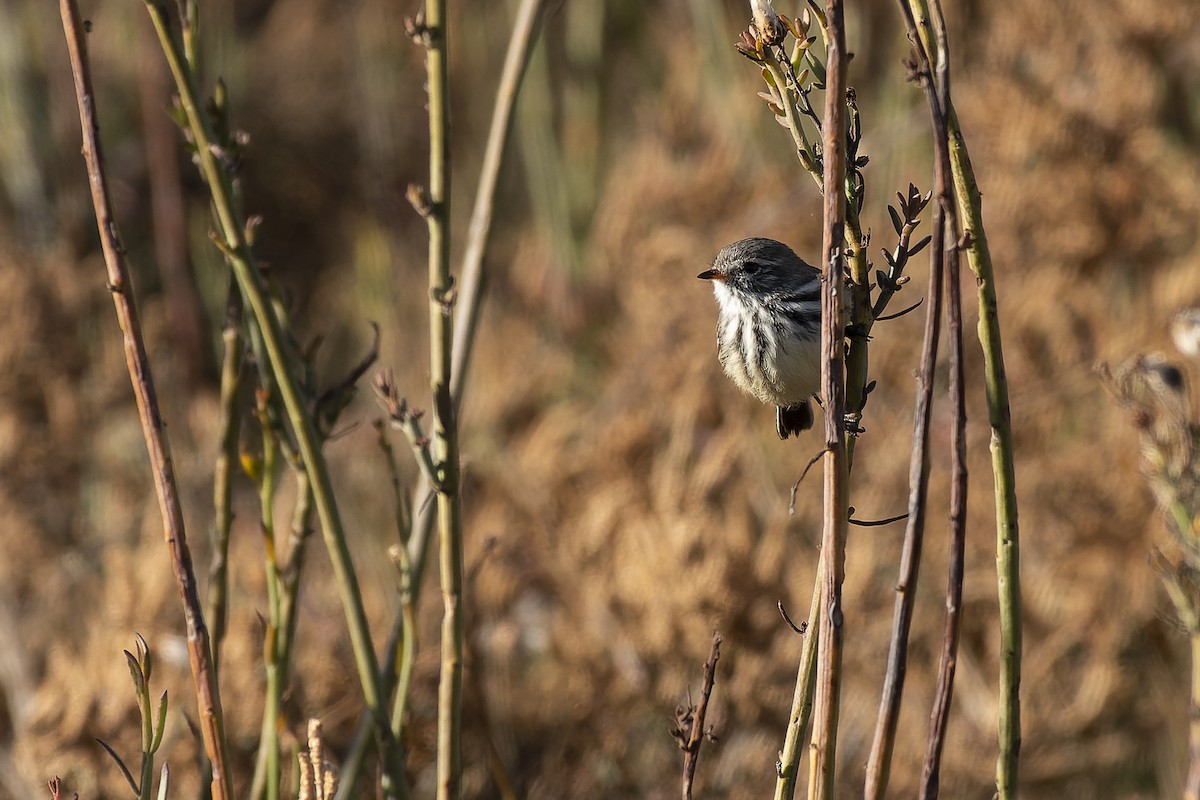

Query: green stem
left=142, top=5, right=407, bottom=796
left=949, top=68, right=1022, bottom=800
left=278, top=471, right=315, bottom=692
left=1189, top=629, right=1200, bottom=800
left=908, top=1, right=1021, bottom=793
left=208, top=284, right=242, bottom=676
left=252, top=409, right=283, bottom=800
left=419, top=3, right=466, bottom=798
left=772, top=565, right=824, bottom=800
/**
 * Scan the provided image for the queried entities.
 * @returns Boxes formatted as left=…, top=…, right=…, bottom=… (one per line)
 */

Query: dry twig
left=675, top=632, right=724, bottom=800
left=58, top=4, right=233, bottom=798
left=808, top=0, right=849, bottom=797
left=861, top=2, right=952, bottom=791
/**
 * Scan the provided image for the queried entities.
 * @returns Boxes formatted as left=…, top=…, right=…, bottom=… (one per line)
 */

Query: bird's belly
left=769, top=335, right=821, bottom=404
left=717, top=314, right=820, bottom=406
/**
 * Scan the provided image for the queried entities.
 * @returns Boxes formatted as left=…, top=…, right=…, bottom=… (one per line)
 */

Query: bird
left=698, top=237, right=823, bottom=439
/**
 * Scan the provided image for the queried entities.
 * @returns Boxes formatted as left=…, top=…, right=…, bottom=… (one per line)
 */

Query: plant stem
left=278, top=471, right=315, bottom=700
left=955, top=107, right=1023, bottom=800
left=336, top=4, right=544, bottom=791
left=680, top=632, right=723, bottom=800
left=253, top=407, right=283, bottom=800
left=1188, top=628, right=1200, bottom=800
left=59, top=3, right=232, bottom=797
left=451, top=0, right=546, bottom=402
left=141, top=4, right=408, bottom=795
left=209, top=285, right=242, bottom=675
left=863, top=0, right=958, bottom=792
left=919, top=7, right=968, bottom=793
left=773, top=564, right=824, bottom=800
left=906, top=2, right=1022, bottom=794
left=418, top=2, right=466, bottom=798
left=808, top=1, right=848, bottom=796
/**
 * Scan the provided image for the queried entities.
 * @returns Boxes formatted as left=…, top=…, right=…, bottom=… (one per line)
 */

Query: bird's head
left=697, top=237, right=809, bottom=298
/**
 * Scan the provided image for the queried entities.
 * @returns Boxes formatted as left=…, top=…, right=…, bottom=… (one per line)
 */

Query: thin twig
left=788, top=449, right=827, bottom=515
left=680, top=632, right=723, bottom=800
left=777, top=601, right=808, bottom=636
left=251, top=395, right=284, bottom=800
left=58, top=3, right=232, bottom=797
left=848, top=511, right=908, bottom=528
left=874, top=298, right=922, bottom=322
left=278, top=470, right=315, bottom=687
left=808, top=0, right=849, bottom=796
left=331, top=421, right=414, bottom=800
left=861, top=1, right=949, bottom=791
left=208, top=284, right=243, bottom=674
left=919, top=4, right=968, bottom=795
left=450, top=0, right=547, bottom=405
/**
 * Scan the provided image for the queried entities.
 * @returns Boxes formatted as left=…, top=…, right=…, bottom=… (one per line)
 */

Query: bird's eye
left=742, top=261, right=761, bottom=275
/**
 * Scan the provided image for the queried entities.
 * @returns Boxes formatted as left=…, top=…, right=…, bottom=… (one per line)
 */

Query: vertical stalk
left=920, top=6, right=969, bottom=793
left=59, top=3, right=232, bottom=798
left=450, top=0, right=547, bottom=403
left=864, top=0, right=955, bottom=792
left=253, top=402, right=283, bottom=800
left=1188, top=631, right=1200, bottom=800
left=772, top=563, right=824, bottom=800
left=141, top=5, right=409, bottom=795
left=906, top=1, right=1022, bottom=794
left=920, top=237, right=966, bottom=796
left=341, top=3, right=545, bottom=790
left=209, top=286, right=242, bottom=673
left=420, top=2, right=466, bottom=798
left=808, top=0, right=848, bottom=797
left=279, top=473, right=315, bottom=689
left=954, top=109, right=1022, bottom=800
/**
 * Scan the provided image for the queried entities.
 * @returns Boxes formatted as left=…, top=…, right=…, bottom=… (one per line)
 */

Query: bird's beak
left=697, top=269, right=724, bottom=281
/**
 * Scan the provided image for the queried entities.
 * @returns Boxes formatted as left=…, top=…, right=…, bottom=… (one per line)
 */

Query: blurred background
left=2, top=0, right=1200, bottom=797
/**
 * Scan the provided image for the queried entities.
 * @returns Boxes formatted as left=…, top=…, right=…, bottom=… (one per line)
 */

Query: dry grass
left=3, top=0, right=1200, bottom=797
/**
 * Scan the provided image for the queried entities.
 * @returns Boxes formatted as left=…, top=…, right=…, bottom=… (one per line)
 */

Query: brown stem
left=808, top=1, right=848, bottom=798
left=906, top=2, right=1023, bottom=791
left=862, top=2, right=952, bottom=793
left=681, top=632, right=723, bottom=800
left=919, top=4, right=968, bottom=795
left=136, top=19, right=212, bottom=389
left=58, top=3, right=232, bottom=798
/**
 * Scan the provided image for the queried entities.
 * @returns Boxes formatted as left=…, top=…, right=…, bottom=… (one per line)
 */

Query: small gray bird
left=698, top=237, right=823, bottom=439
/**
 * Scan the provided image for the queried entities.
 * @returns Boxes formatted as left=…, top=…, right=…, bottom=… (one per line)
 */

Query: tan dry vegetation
left=2, top=0, right=1200, bottom=798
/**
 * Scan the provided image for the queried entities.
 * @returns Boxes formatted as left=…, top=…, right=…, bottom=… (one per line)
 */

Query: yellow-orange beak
left=697, top=269, right=725, bottom=281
